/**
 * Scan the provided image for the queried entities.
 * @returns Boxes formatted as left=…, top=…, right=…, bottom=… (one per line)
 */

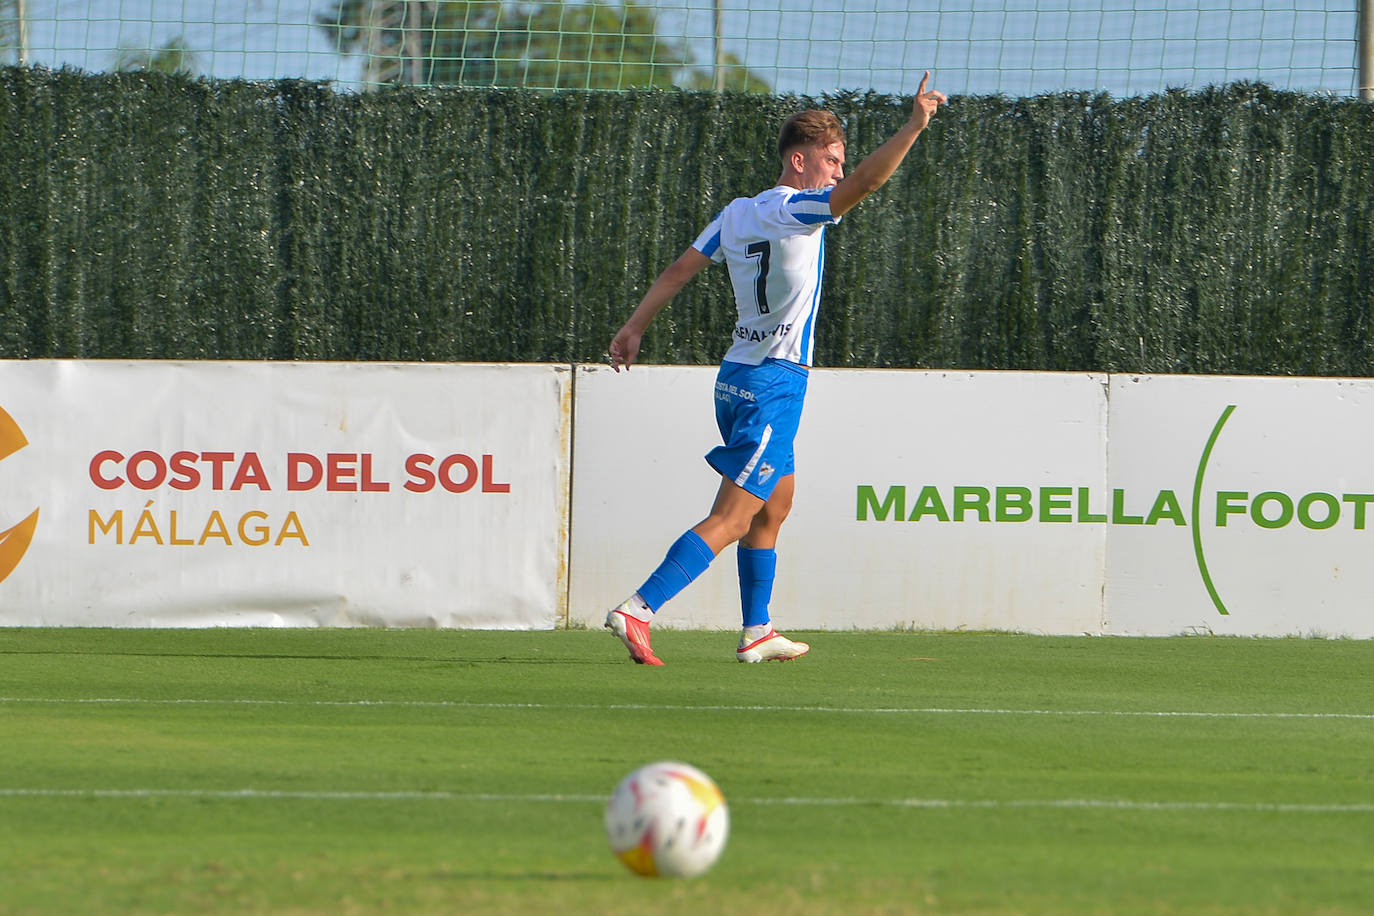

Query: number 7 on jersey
left=746, top=240, right=771, bottom=314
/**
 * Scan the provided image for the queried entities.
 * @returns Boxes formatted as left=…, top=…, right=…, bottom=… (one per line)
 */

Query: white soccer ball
left=604, top=760, right=730, bottom=878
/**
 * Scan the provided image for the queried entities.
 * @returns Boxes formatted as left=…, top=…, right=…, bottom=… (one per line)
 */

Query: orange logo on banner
left=0, top=405, right=39, bottom=585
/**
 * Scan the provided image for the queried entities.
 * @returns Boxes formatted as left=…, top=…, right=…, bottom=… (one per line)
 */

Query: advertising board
left=0, top=361, right=570, bottom=627
left=570, top=366, right=1109, bottom=634
left=6, top=361, right=1372, bottom=636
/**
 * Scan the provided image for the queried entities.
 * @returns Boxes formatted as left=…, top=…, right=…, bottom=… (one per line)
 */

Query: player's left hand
left=912, top=71, right=947, bottom=131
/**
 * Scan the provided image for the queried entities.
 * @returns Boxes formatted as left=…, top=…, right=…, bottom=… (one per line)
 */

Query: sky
left=14, top=0, right=1363, bottom=97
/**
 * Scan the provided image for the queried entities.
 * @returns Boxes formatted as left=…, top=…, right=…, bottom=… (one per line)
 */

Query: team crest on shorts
left=757, top=462, right=775, bottom=485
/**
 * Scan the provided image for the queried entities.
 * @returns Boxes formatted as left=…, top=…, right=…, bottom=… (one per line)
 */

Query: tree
left=316, top=0, right=769, bottom=91
left=681, top=49, right=771, bottom=93
left=0, top=0, right=20, bottom=65
left=113, top=37, right=198, bottom=75
left=316, top=0, right=442, bottom=86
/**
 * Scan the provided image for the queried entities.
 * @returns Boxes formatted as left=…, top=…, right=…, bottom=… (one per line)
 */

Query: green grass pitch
left=2, top=627, right=1373, bottom=915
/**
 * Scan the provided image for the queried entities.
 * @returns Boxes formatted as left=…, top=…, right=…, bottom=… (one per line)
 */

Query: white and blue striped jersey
left=691, top=185, right=840, bottom=366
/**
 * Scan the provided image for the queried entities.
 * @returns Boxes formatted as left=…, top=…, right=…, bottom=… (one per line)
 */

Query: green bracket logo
left=1191, top=405, right=1235, bottom=616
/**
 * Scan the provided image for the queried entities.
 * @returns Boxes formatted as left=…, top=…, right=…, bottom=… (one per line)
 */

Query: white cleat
left=605, top=608, right=664, bottom=666
left=736, top=628, right=810, bottom=663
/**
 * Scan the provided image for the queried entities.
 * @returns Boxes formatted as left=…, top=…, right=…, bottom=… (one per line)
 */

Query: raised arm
left=610, top=247, right=713, bottom=371
left=827, top=72, right=947, bottom=218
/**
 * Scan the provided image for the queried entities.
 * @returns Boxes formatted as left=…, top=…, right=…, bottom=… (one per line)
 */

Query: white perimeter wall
left=3, top=360, right=1373, bottom=636
left=0, top=361, right=570, bottom=628
left=569, top=366, right=1109, bottom=634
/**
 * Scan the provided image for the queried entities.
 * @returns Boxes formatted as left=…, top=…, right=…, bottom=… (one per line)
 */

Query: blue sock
left=737, top=546, right=777, bottom=628
left=636, top=530, right=716, bottom=612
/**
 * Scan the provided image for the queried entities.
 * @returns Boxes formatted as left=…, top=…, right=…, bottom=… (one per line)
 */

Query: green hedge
left=2, top=66, right=1372, bottom=374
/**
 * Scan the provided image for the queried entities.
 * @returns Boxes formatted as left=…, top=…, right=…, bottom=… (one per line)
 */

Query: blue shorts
left=705, top=358, right=809, bottom=500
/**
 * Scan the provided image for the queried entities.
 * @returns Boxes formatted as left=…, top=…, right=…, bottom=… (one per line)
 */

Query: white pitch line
left=1, top=787, right=1372, bottom=813
left=0, top=788, right=603, bottom=803
left=777, top=798, right=1374, bottom=814
left=0, top=696, right=1372, bottom=720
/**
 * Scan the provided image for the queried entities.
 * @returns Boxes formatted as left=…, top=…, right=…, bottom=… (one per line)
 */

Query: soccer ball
left=604, top=760, right=730, bottom=878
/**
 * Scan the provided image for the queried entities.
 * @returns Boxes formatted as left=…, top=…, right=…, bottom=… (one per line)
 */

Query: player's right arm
left=827, top=71, right=947, bottom=218
left=610, top=247, right=713, bottom=372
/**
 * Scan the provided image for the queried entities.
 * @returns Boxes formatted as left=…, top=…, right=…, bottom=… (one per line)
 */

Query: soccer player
left=606, top=73, right=948, bottom=665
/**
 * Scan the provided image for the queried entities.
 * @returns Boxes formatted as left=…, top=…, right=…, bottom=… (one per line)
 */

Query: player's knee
left=745, top=507, right=788, bottom=545
left=754, top=507, right=788, bottom=535
left=761, top=492, right=794, bottom=525
left=721, top=513, right=755, bottom=545
left=699, top=508, right=755, bottom=547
